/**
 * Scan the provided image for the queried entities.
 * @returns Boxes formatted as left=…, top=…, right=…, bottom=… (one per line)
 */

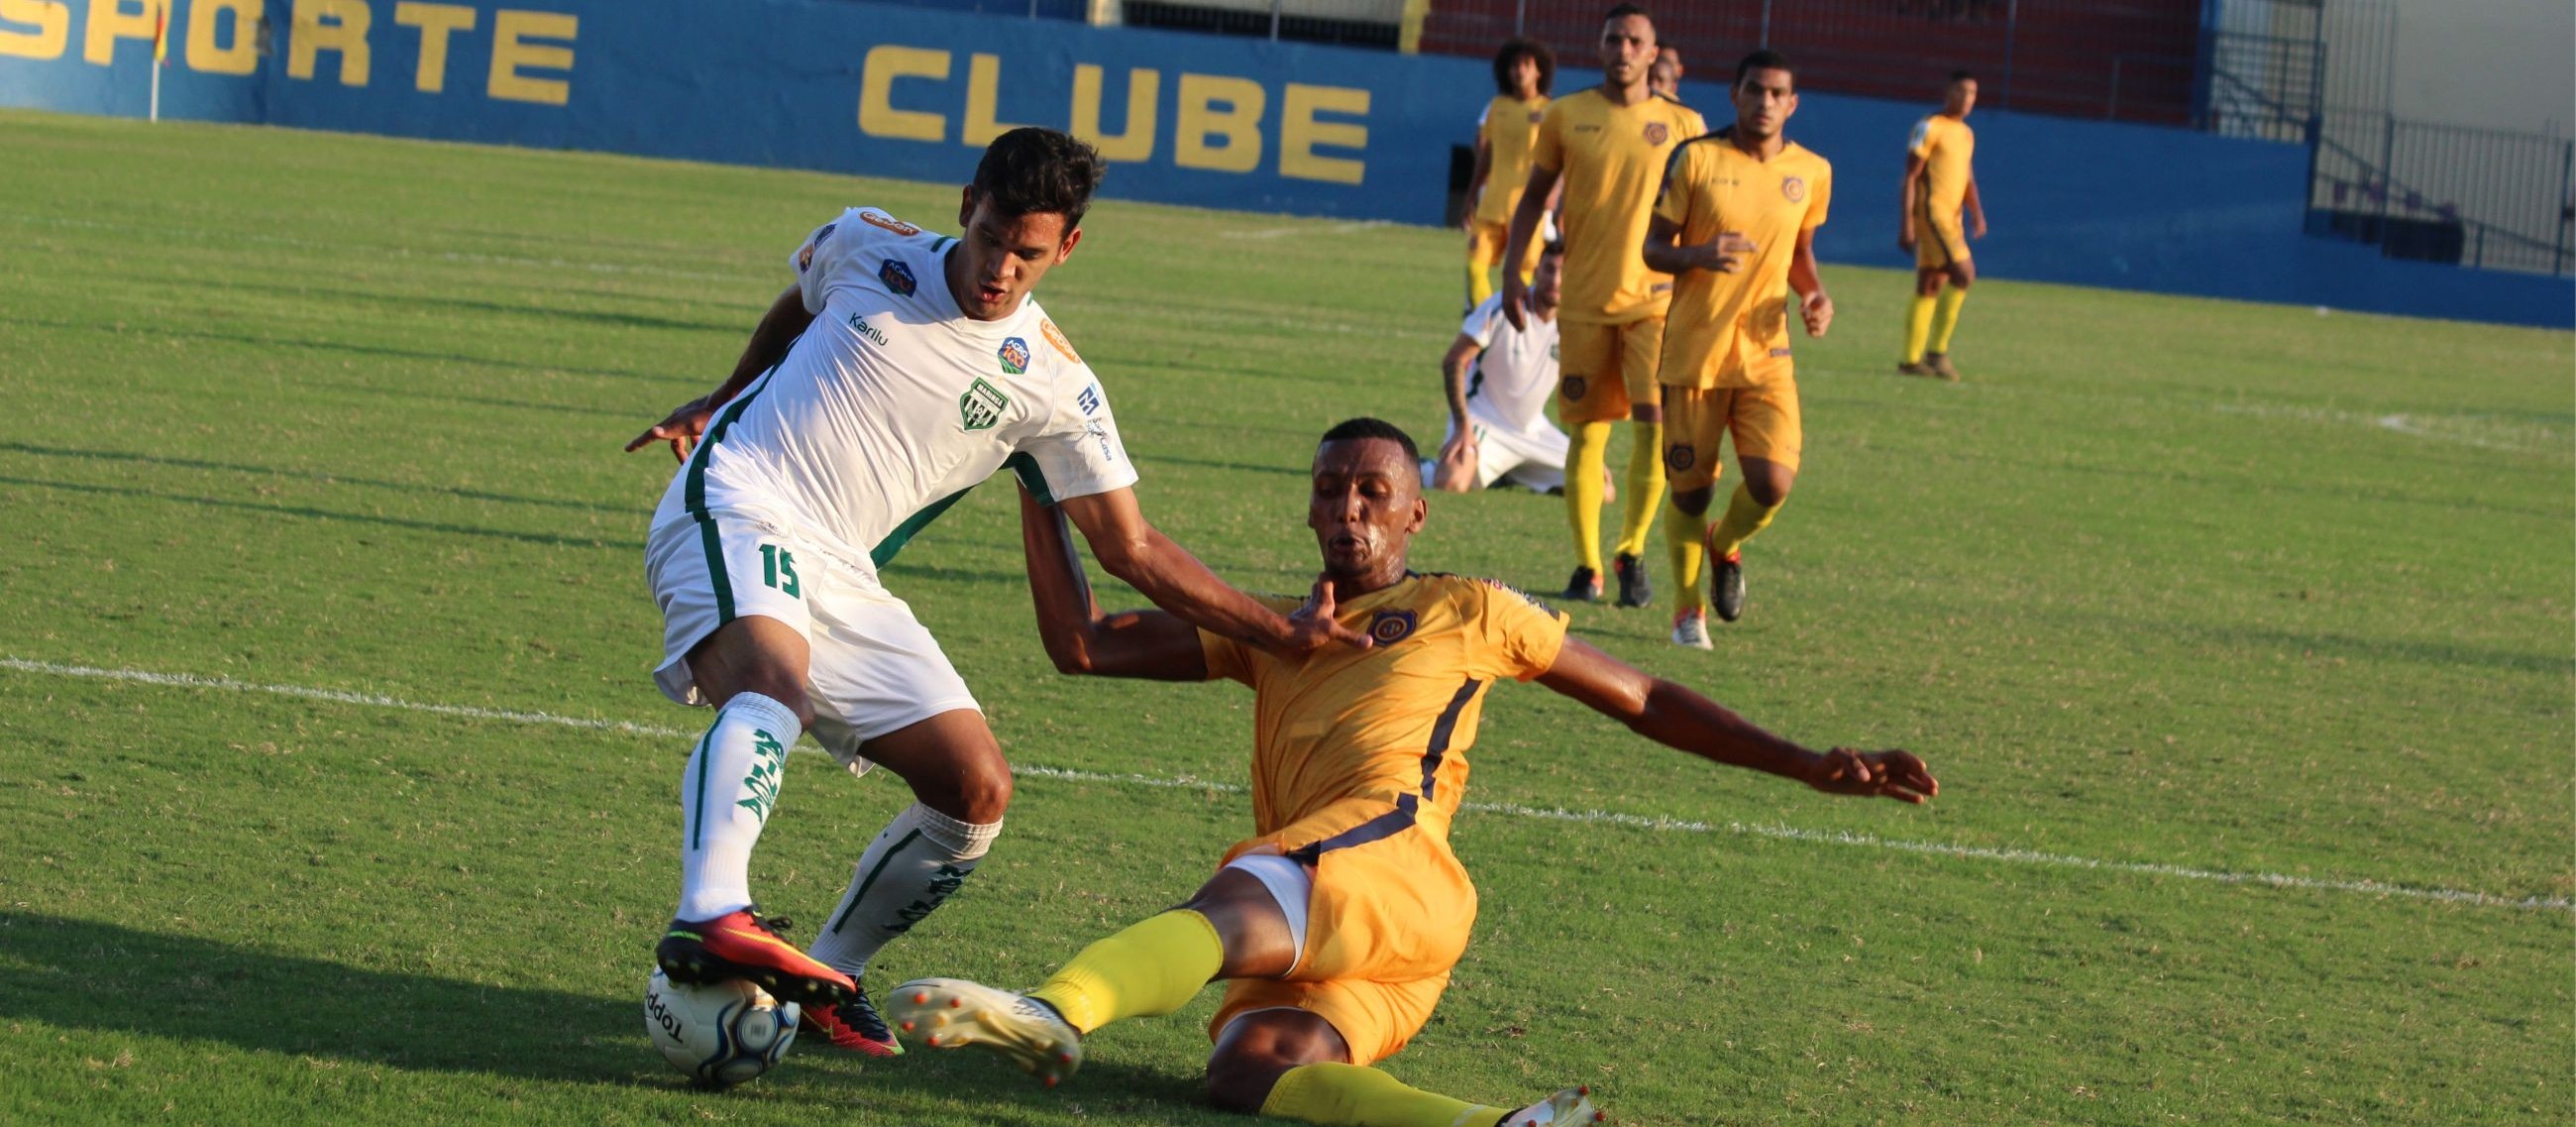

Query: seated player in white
left=1424, top=243, right=1600, bottom=500
left=620, top=128, right=1364, bottom=1057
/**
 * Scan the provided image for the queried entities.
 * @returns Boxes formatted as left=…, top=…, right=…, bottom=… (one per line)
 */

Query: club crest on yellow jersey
left=1782, top=175, right=1807, bottom=202
left=1368, top=609, right=1418, bottom=644
left=1644, top=121, right=1669, bottom=145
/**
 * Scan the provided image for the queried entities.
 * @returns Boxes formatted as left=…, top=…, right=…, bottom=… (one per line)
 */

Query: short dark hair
left=1491, top=38, right=1556, bottom=97
left=1320, top=417, right=1420, bottom=463
left=971, top=127, right=1107, bottom=231
left=1736, top=50, right=1795, bottom=88
left=1950, top=69, right=1978, bottom=84
left=1604, top=3, right=1652, bottom=24
left=1541, top=240, right=1566, bottom=257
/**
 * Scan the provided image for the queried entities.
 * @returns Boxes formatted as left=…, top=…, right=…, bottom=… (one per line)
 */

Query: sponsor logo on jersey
left=1559, top=375, right=1586, bottom=400
left=998, top=337, right=1031, bottom=375
left=1085, top=419, right=1119, bottom=462
left=1368, top=609, right=1418, bottom=644
left=1644, top=122, right=1669, bottom=145
left=860, top=211, right=921, bottom=237
left=1781, top=175, right=1806, bottom=202
left=1076, top=383, right=1102, bottom=415
left=798, top=245, right=814, bottom=274
left=847, top=313, right=888, bottom=347
left=1651, top=281, right=1673, bottom=294
left=879, top=259, right=917, bottom=296
left=1040, top=318, right=1081, bottom=363
left=1528, top=109, right=1545, bottom=124
left=815, top=223, right=838, bottom=248
left=1770, top=347, right=1794, bottom=358
left=1664, top=442, right=1695, bottom=471
left=1572, top=124, right=1603, bottom=134
left=960, top=378, right=1010, bottom=431
left=1477, top=577, right=1558, bottom=614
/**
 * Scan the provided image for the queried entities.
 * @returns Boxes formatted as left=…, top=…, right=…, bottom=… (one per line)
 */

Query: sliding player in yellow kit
left=1462, top=39, right=1555, bottom=308
left=889, top=418, right=1936, bottom=1127
left=1644, top=51, right=1834, bottom=637
left=1898, top=71, right=1986, bottom=382
left=1502, top=4, right=1704, bottom=609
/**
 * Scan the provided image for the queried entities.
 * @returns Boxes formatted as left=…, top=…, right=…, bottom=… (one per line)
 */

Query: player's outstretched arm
left=624, top=284, right=815, bottom=461
left=1054, top=487, right=1371, bottom=658
left=1789, top=228, right=1833, bottom=338
left=1537, top=636, right=1936, bottom=803
left=1017, top=487, right=1209, bottom=680
left=1497, top=164, right=1561, bottom=330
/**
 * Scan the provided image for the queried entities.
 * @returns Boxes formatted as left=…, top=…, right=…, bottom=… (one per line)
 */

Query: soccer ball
left=644, top=968, right=801, bottom=1088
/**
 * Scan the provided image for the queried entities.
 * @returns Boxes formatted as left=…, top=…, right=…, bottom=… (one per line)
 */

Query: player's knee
left=1671, top=486, right=1714, bottom=517
left=937, top=751, right=1014, bottom=824
left=1747, top=467, right=1795, bottom=507
left=727, top=677, right=813, bottom=729
left=1915, top=273, right=1943, bottom=297
left=1205, top=1049, right=1294, bottom=1114
left=1630, top=403, right=1662, bottom=424
left=1953, top=263, right=1976, bottom=287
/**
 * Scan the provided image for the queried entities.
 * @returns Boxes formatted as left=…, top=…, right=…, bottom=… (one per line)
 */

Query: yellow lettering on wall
left=962, top=53, right=1031, bottom=147
left=186, top=0, right=260, bottom=74
left=1173, top=73, right=1263, bottom=173
left=1071, top=63, right=1156, bottom=163
left=486, top=9, right=573, bottom=104
left=0, top=0, right=68, bottom=61
left=288, top=0, right=372, bottom=86
left=394, top=2, right=474, bottom=93
left=859, top=45, right=950, bottom=143
left=80, top=0, right=155, bottom=65
left=1280, top=83, right=1368, bottom=184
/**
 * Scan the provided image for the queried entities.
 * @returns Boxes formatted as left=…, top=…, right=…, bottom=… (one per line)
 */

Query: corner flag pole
left=150, top=1, right=166, bottom=123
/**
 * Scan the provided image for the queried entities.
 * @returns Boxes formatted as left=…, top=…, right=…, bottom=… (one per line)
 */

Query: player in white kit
left=622, top=129, right=1366, bottom=1057
left=1424, top=243, right=1578, bottom=496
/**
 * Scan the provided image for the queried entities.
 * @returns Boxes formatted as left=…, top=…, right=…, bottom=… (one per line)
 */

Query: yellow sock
left=1260, top=1062, right=1509, bottom=1127
left=1563, top=420, right=1612, bottom=572
left=1902, top=294, right=1936, bottom=364
left=1928, top=286, right=1968, bottom=353
left=1613, top=421, right=1665, bottom=559
left=1465, top=262, right=1495, bottom=308
left=1664, top=501, right=1710, bottom=615
left=1026, top=910, right=1222, bottom=1034
left=1708, top=483, right=1782, bottom=559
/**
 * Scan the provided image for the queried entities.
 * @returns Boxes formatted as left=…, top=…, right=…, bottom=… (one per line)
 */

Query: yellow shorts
left=1466, top=219, right=1543, bottom=281
left=1914, top=201, right=1969, bottom=270
left=1556, top=316, right=1664, bottom=425
left=1210, top=817, right=1477, bottom=1067
left=1661, top=374, right=1802, bottom=494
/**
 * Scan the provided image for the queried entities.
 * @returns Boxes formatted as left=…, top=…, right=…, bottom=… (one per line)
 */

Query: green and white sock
left=807, top=802, right=1002, bottom=976
left=675, top=692, right=800, bottom=921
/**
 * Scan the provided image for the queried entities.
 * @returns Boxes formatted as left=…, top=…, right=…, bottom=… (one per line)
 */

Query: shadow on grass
left=0, top=912, right=1234, bottom=1122
left=0, top=441, right=633, bottom=516
left=0, top=314, right=699, bottom=387
left=0, top=475, right=630, bottom=552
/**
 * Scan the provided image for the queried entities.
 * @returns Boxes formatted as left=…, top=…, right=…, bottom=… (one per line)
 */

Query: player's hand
left=625, top=395, right=716, bottom=463
left=1500, top=273, right=1530, bottom=331
left=1698, top=232, right=1757, bottom=273
left=1803, top=748, right=1937, bottom=804
left=1284, top=575, right=1373, bottom=654
left=1897, top=225, right=1917, bottom=254
left=1970, top=215, right=1988, bottom=240
left=1432, top=430, right=1479, bottom=492
left=1799, top=290, right=1834, bottom=338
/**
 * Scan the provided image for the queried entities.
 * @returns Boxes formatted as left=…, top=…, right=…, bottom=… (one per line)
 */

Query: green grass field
left=0, top=107, right=2568, bottom=1126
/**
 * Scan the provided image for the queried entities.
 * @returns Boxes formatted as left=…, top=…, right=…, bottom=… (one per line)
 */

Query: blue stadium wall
left=4, top=0, right=2567, bottom=326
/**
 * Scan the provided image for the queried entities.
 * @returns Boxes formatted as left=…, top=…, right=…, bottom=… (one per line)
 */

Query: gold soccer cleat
left=886, top=977, right=1085, bottom=1087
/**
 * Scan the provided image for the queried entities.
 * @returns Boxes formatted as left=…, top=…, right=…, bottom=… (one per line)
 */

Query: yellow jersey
left=1532, top=88, right=1707, bottom=324
left=1655, top=134, right=1833, bottom=389
left=1908, top=113, right=1975, bottom=216
left=1197, top=574, right=1570, bottom=854
left=1474, top=94, right=1551, bottom=226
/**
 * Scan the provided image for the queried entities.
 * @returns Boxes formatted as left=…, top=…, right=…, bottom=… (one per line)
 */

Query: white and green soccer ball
left=644, top=968, right=801, bottom=1088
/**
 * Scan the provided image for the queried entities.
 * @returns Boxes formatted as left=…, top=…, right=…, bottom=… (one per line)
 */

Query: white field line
left=6, top=656, right=2566, bottom=913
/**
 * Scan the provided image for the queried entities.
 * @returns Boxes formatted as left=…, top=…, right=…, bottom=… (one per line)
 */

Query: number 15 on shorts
left=760, top=543, right=801, bottom=598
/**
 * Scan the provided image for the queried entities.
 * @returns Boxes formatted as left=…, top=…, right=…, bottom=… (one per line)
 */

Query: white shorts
left=644, top=507, right=980, bottom=775
left=1421, top=411, right=1570, bottom=493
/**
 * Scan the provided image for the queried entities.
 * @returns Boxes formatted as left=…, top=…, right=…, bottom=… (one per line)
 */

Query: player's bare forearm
left=1789, top=232, right=1825, bottom=304
left=1539, top=637, right=1934, bottom=801
left=1057, top=489, right=1367, bottom=657
left=1964, top=178, right=1986, bottom=233
left=1442, top=336, right=1480, bottom=427
left=1640, top=215, right=1695, bottom=276
left=1017, top=489, right=1206, bottom=681
left=1501, top=166, right=1559, bottom=278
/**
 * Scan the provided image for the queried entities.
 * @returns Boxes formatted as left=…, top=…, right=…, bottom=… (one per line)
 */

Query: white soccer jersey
left=651, top=207, right=1135, bottom=576
left=1457, top=293, right=1561, bottom=435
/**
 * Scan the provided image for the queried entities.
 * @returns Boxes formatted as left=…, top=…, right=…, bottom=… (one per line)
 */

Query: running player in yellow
left=1462, top=39, right=1555, bottom=309
left=1643, top=51, right=1833, bottom=638
left=1898, top=70, right=1986, bottom=382
left=889, top=418, right=1935, bottom=1127
left=1502, top=4, right=1704, bottom=609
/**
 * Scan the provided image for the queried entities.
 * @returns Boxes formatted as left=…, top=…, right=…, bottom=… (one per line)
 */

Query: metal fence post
left=2556, top=139, right=2573, bottom=276
left=1514, top=0, right=1525, bottom=38
left=1269, top=0, right=1281, bottom=41
left=2000, top=0, right=2020, bottom=110
left=1759, top=0, right=1772, bottom=48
